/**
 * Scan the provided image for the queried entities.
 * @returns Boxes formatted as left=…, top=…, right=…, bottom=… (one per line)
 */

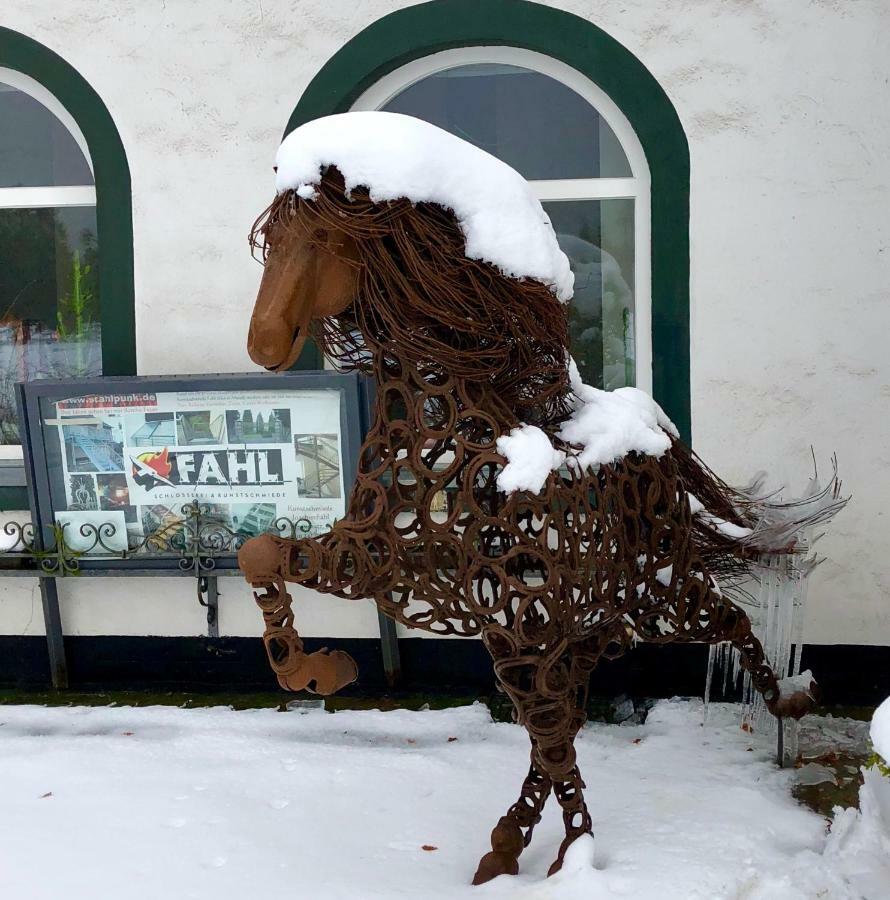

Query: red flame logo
left=135, top=447, right=172, bottom=479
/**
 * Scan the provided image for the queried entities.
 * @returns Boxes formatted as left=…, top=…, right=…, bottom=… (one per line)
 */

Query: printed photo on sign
left=62, top=420, right=124, bottom=473
left=97, top=473, right=137, bottom=524
left=231, top=503, right=278, bottom=536
left=68, top=474, right=97, bottom=510
left=175, top=410, right=226, bottom=445
left=141, top=502, right=235, bottom=546
left=226, top=408, right=292, bottom=444
left=294, top=433, right=341, bottom=498
left=125, top=412, right=175, bottom=447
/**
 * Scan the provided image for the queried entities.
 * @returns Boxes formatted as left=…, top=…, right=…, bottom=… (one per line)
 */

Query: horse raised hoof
left=278, top=649, right=358, bottom=695
left=767, top=671, right=820, bottom=720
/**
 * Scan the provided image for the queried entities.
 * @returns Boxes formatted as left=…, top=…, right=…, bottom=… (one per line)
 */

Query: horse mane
left=250, top=167, right=572, bottom=429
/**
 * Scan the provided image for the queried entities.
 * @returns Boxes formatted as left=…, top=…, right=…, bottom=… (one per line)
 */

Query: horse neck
left=367, top=349, right=518, bottom=455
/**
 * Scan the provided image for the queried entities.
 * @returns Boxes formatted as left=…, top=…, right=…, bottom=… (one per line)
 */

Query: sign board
left=16, top=372, right=365, bottom=571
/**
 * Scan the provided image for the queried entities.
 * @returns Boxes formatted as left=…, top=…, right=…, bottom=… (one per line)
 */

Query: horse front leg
left=472, top=740, right=553, bottom=885
left=473, top=634, right=594, bottom=884
left=239, top=533, right=358, bottom=695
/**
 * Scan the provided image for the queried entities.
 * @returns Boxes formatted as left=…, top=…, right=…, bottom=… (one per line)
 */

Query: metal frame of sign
left=11, top=371, right=402, bottom=688
left=18, top=370, right=365, bottom=573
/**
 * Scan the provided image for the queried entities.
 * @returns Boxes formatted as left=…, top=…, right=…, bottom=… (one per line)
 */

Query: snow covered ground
left=0, top=699, right=887, bottom=899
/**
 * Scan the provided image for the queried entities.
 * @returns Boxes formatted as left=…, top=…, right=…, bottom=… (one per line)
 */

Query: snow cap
left=496, top=359, right=679, bottom=495
left=496, top=425, right=566, bottom=495
left=559, top=359, right=677, bottom=472
left=274, top=111, right=574, bottom=301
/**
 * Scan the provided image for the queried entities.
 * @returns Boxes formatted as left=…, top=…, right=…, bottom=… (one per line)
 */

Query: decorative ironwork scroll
left=0, top=504, right=313, bottom=577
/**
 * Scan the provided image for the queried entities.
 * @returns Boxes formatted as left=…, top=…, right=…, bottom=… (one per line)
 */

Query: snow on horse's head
left=248, top=114, right=574, bottom=427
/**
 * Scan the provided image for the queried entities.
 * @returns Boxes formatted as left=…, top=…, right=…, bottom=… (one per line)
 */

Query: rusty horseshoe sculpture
left=238, top=164, right=841, bottom=884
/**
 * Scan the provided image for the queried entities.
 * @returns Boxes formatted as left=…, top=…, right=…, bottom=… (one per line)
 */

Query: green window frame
left=0, top=27, right=135, bottom=508
left=283, top=0, right=690, bottom=443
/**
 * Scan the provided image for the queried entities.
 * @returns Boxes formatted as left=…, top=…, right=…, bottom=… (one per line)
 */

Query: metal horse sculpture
left=239, top=167, right=835, bottom=884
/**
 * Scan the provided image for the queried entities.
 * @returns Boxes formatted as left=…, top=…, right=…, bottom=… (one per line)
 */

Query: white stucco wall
left=0, top=0, right=887, bottom=646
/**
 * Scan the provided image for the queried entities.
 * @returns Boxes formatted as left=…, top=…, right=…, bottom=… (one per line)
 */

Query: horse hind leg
left=537, top=728, right=592, bottom=876
left=639, top=582, right=816, bottom=717
left=472, top=742, right=553, bottom=885
left=517, top=674, right=592, bottom=877
left=715, top=599, right=816, bottom=718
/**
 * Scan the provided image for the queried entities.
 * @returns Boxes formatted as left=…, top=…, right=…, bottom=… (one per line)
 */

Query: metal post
left=40, top=578, right=68, bottom=689
left=777, top=717, right=784, bottom=767
left=359, top=376, right=401, bottom=688
left=197, top=575, right=220, bottom=638
left=206, top=576, right=219, bottom=638
left=377, top=609, right=401, bottom=688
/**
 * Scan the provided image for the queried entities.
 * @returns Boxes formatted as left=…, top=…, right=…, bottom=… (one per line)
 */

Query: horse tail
left=669, top=439, right=847, bottom=582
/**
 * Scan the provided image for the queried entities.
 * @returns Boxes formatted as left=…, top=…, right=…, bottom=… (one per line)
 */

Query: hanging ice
left=702, top=464, right=842, bottom=761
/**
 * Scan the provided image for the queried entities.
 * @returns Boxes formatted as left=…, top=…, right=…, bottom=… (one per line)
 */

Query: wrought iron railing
left=0, top=502, right=314, bottom=578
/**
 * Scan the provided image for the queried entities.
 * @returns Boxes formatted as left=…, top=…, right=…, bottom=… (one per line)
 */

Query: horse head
left=248, top=166, right=573, bottom=427
left=247, top=199, right=360, bottom=372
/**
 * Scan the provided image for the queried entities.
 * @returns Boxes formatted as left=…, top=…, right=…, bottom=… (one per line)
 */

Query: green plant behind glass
left=55, top=248, right=98, bottom=377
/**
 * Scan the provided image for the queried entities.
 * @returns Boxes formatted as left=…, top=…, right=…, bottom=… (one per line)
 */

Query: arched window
left=352, top=47, right=650, bottom=394
left=0, top=68, right=101, bottom=444
left=0, top=28, right=135, bottom=491
left=283, top=0, right=689, bottom=441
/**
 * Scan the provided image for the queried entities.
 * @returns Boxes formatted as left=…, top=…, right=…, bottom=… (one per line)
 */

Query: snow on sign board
left=41, top=388, right=346, bottom=552
left=275, top=111, right=575, bottom=302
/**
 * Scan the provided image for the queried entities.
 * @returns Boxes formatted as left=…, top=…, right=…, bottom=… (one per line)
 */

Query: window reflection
left=0, top=207, right=101, bottom=442
left=0, top=81, right=93, bottom=188
left=544, top=200, right=635, bottom=390
left=383, top=64, right=631, bottom=180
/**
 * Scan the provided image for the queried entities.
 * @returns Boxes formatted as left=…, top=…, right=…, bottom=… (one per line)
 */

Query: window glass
left=382, top=64, right=631, bottom=180
left=0, top=206, right=101, bottom=442
left=379, top=61, right=638, bottom=390
left=0, top=81, right=93, bottom=187
left=543, top=199, right=635, bottom=390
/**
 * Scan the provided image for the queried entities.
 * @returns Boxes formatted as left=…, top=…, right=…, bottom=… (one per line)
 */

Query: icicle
left=702, top=472, right=827, bottom=741
left=704, top=643, right=717, bottom=724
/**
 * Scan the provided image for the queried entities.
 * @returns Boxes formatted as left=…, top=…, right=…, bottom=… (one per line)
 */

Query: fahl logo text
left=131, top=448, right=283, bottom=490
